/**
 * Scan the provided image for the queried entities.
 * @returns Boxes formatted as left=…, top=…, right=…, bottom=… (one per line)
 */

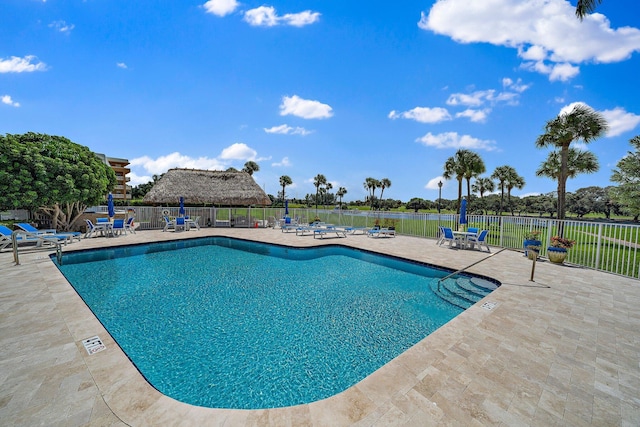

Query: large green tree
left=0, top=133, right=117, bottom=230
left=610, top=136, right=640, bottom=220
left=535, top=104, right=607, bottom=220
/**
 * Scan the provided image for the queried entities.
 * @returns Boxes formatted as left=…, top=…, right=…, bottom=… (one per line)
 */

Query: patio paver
left=1, top=228, right=639, bottom=426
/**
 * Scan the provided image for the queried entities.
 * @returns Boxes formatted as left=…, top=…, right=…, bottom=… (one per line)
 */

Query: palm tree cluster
left=363, top=177, right=392, bottom=210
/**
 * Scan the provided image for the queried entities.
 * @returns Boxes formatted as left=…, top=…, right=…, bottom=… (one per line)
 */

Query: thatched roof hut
left=142, top=168, right=271, bottom=206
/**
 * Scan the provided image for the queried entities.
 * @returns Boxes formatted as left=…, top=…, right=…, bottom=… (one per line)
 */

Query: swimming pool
left=55, top=237, right=499, bottom=409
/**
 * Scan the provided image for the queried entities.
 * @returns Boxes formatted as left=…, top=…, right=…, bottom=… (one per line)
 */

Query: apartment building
left=95, top=153, right=132, bottom=201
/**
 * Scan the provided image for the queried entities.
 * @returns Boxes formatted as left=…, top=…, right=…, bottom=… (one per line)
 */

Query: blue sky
left=2, top=0, right=639, bottom=203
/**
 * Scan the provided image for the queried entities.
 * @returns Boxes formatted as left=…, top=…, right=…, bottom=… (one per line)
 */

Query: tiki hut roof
left=142, top=168, right=271, bottom=206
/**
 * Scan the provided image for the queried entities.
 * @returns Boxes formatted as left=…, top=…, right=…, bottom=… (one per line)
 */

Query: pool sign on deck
left=82, top=336, right=106, bottom=355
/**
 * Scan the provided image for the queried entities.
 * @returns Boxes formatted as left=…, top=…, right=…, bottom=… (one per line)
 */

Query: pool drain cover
left=82, top=336, right=106, bottom=355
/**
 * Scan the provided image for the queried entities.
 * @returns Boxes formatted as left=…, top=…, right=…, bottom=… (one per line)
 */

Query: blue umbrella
left=107, top=193, right=115, bottom=218
left=284, top=199, right=289, bottom=216
left=179, top=196, right=185, bottom=217
left=459, top=198, right=468, bottom=226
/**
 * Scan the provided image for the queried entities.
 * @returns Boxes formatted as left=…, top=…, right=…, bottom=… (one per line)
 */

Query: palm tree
left=363, top=177, right=380, bottom=210
left=443, top=149, right=477, bottom=213
left=242, top=161, right=259, bottom=176
left=279, top=175, right=292, bottom=204
left=336, top=186, right=347, bottom=209
left=379, top=178, right=391, bottom=209
left=462, top=152, right=485, bottom=209
left=472, top=177, right=495, bottom=214
left=576, top=0, right=602, bottom=20
left=536, top=147, right=599, bottom=186
left=313, top=174, right=327, bottom=212
left=491, top=165, right=517, bottom=215
left=505, top=173, right=526, bottom=216
left=535, top=104, right=607, bottom=220
left=324, top=182, right=333, bottom=209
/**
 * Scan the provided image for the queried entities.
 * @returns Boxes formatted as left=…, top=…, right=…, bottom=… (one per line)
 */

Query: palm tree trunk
left=558, top=145, right=569, bottom=221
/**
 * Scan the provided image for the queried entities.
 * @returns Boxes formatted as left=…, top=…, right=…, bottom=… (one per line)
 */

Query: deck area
left=1, top=228, right=639, bottom=426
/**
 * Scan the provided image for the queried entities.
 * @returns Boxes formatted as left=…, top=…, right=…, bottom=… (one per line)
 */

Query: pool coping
left=2, top=227, right=639, bottom=425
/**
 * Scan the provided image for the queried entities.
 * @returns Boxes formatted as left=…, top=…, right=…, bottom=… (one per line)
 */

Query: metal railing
left=86, top=206, right=640, bottom=279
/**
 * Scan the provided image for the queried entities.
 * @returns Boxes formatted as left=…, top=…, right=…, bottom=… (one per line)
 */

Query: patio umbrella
left=459, top=198, right=468, bottom=226
left=179, top=196, right=185, bottom=217
left=107, top=193, right=115, bottom=218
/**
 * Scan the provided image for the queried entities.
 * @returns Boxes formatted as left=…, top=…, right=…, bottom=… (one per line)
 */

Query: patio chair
left=85, top=219, right=108, bottom=238
left=175, top=217, right=187, bottom=232
left=16, top=222, right=81, bottom=243
left=467, top=227, right=479, bottom=234
left=467, top=230, right=490, bottom=252
left=267, top=216, right=277, bottom=228
left=124, top=217, right=136, bottom=234
left=111, top=219, right=126, bottom=236
left=162, top=216, right=174, bottom=232
left=185, top=216, right=200, bottom=231
left=439, top=227, right=462, bottom=248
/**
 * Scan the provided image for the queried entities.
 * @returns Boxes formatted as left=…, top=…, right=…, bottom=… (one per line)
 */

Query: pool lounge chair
left=0, top=225, right=66, bottom=250
left=367, top=226, right=395, bottom=238
left=313, top=227, right=347, bottom=239
left=16, top=222, right=81, bottom=244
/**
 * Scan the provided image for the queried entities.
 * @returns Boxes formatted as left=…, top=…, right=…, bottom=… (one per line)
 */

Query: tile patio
left=1, top=228, right=639, bottom=426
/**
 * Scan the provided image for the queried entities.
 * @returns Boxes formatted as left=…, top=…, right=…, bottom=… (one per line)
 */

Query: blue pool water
left=55, top=237, right=488, bottom=409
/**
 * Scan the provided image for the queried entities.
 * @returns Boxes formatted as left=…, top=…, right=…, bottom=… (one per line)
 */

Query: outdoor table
left=452, top=231, right=477, bottom=249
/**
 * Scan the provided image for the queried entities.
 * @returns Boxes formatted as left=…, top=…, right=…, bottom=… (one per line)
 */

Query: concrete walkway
left=1, top=228, right=639, bottom=426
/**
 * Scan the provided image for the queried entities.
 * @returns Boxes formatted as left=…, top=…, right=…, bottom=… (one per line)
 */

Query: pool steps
left=430, top=277, right=495, bottom=309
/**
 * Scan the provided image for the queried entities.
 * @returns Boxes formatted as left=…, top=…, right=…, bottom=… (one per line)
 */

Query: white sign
left=481, top=301, right=497, bottom=311
left=82, top=336, right=106, bottom=355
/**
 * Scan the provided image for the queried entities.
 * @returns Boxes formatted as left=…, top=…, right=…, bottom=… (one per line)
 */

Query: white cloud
left=502, top=77, right=530, bottom=93
left=425, top=176, right=445, bottom=190
left=116, top=62, right=128, bottom=69
left=264, top=124, right=312, bottom=135
left=447, top=88, right=523, bottom=107
left=129, top=152, right=227, bottom=175
left=602, top=107, right=640, bottom=137
left=555, top=102, right=639, bottom=138
left=271, top=157, right=292, bottom=167
left=416, top=132, right=497, bottom=151
left=420, top=0, right=640, bottom=81
left=127, top=171, right=152, bottom=187
left=1, top=95, right=20, bottom=107
left=49, top=20, right=74, bottom=33
left=244, top=6, right=320, bottom=27
left=219, top=142, right=257, bottom=160
left=203, top=0, right=238, bottom=17
left=279, top=95, right=333, bottom=119
left=388, top=107, right=451, bottom=123
left=455, top=109, right=490, bottom=123
left=0, top=55, right=47, bottom=73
